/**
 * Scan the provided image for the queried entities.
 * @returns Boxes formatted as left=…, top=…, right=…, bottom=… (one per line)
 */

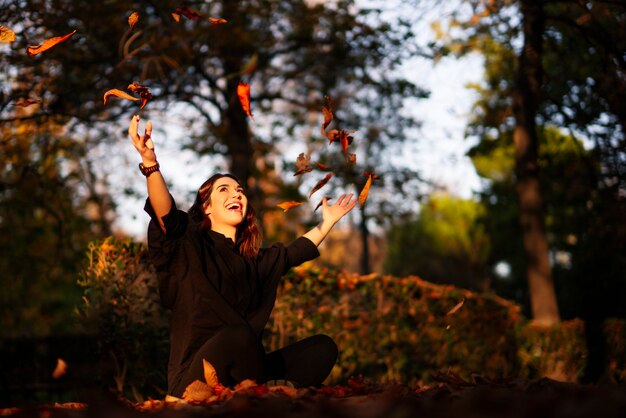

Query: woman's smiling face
left=205, top=176, right=248, bottom=230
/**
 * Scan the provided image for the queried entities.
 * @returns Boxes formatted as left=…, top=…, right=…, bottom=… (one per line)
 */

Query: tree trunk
left=513, top=0, right=560, bottom=325
left=359, top=207, right=371, bottom=275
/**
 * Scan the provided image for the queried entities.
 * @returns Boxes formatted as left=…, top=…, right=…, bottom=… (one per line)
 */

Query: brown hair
left=188, top=173, right=262, bottom=259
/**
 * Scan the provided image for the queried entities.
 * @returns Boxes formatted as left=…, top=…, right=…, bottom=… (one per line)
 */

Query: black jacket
left=144, top=196, right=319, bottom=393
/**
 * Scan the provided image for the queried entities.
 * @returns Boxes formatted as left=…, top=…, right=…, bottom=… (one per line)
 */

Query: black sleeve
left=258, top=236, right=320, bottom=282
left=144, top=195, right=189, bottom=307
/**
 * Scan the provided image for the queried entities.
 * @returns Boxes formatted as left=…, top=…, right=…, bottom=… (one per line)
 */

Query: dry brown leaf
left=0, top=25, right=16, bottom=43
left=446, top=298, right=465, bottom=316
left=309, top=173, right=333, bottom=199
left=173, top=6, right=204, bottom=20
left=13, top=98, right=42, bottom=107
left=103, top=88, right=139, bottom=106
left=182, top=380, right=213, bottom=402
left=202, top=358, right=219, bottom=388
left=237, top=82, right=253, bottom=119
left=321, top=96, right=334, bottom=135
left=314, top=161, right=331, bottom=171
left=127, top=81, right=153, bottom=109
left=277, top=201, right=302, bottom=212
left=268, top=384, right=298, bottom=398
left=358, top=172, right=379, bottom=208
left=128, top=11, right=139, bottom=31
left=294, top=153, right=313, bottom=176
left=27, top=29, right=76, bottom=56
left=52, top=358, right=67, bottom=379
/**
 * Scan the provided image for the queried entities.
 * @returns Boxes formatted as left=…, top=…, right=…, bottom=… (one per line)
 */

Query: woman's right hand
left=128, top=114, right=157, bottom=164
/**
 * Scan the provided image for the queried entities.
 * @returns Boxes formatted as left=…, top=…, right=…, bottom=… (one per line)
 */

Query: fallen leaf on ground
left=203, top=359, right=219, bottom=388
left=0, top=25, right=16, bottom=43
left=277, top=201, right=302, bottom=212
left=13, top=98, right=42, bottom=107
left=309, top=173, right=333, bottom=198
left=182, top=380, right=213, bottom=402
left=237, top=82, right=253, bottom=119
left=27, top=29, right=76, bottom=56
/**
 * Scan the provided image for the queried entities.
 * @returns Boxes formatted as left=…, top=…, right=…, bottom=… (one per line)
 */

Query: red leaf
left=321, top=96, right=334, bottom=136
left=27, top=29, right=76, bottom=56
left=314, top=197, right=332, bottom=212
left=237, top=82, right=254, bottom=119
left=309, top=173, right=333, bottom=199
left=172, top=6, right=204, bottom=20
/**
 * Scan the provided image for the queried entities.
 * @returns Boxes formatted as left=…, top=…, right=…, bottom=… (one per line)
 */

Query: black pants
left=172, top=325, right=338, bottom=397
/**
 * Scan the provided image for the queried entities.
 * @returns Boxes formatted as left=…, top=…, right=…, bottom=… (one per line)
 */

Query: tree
left=384, top=193, right=491, bottom=290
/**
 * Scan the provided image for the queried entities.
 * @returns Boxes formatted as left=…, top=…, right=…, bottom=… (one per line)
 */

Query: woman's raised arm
left=128, top=115, right=171, bottom=232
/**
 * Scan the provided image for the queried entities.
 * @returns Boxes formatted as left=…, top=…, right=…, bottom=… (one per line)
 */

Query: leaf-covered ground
left=2, top=376, right=625, bottom=418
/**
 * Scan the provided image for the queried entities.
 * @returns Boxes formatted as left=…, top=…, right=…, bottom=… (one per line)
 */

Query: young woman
left=128, top=115, right=357, bottom=397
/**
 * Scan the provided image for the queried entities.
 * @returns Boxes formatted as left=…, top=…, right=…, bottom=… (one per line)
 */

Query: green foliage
left=384, top=194, right=491, bottom=290
left=77, top=237, right=168, bottom=402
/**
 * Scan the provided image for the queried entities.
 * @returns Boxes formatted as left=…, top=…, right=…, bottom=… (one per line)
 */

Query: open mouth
left=226, top=202, right=243, bottom=212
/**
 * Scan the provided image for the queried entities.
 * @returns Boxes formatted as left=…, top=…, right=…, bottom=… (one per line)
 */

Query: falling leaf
left=52, top=358, right=67, bottom=379
left=358, top=172, right=379, bottom=209
left=27, top=29, right=77, bottom=56
left=172, top=6, right=204, bottom=20
left=182, top=380, right=213, bottom=402
left=446, top=298, right=465, bottom=316
left=314, top=197, right=332, bottom=211
left=127, top=81, right=153, bottom=109
left=314, top=161, right=331, bottom=171
left=240, top=53, right=258, bottom=75
left=237, top=82, right=253, bottom=119
left=13, top=98, right=42, bottom=107
left=0, top=25, right=16, bottom=43
left=294, top=153, right=313, bottom=176
left=128, top=12, right=139, bottom=31
left=277, top=201, right=302, bottom=212
left=321, top=96, right=334, bottom=135
left=309, top=173, right=333, bottom=198
left=203, top=359, right=219, bottom=388
left=209, top=17, right=228, bottom=24
left=171, top=12, right=181, bottom=23
left=103, top=88, right=139, bottom=106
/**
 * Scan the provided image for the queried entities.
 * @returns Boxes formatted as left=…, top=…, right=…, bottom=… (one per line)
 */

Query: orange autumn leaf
left=237, top=82, right=253, bottom=119
left=103, top=88, right=139, bottom=106
left=202, top=359, right=219, bottom=388
left=27, top=29, right=76, bottom=56
left=127, top=81, right=153, bottom=109
left=314, top=161, right=331, bottom=171
left=182, top=380, right=213, bottom=402
left=52, top=358, right=67, bottom=379
left=0, top=25, right=16, bottom=43
left=294, top=153, right=313, bottom=176
left=277, top=201, right=302, bottom=212
left=446, top=298, right=465, bottom=316
left=309, top=173, right=333, bottom=199
left=103, top=88, right=139, bottom=105
left=358, top=172, right=379, bottom=209
left=209, top=17, right=228, bottom=24
left=128, top=11, right=139, bottom=31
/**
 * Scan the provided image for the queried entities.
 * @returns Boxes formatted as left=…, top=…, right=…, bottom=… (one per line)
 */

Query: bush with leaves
left=77, top=237, right=169, bottom=401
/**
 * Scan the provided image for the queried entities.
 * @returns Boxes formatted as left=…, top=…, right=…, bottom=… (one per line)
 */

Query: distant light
left=494, top=261, right=511, bottom=279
